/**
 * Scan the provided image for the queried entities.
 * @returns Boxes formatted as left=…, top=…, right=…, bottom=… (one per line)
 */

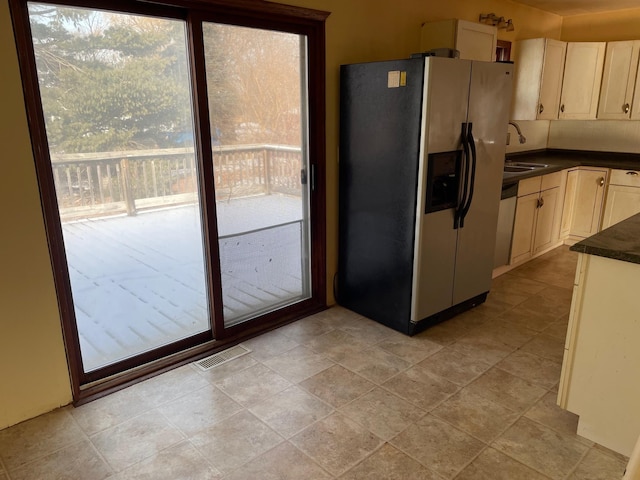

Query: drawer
left=609, top=168, right=640, bottom=187
left=518, top=176, right=542, bottom=197
left=541, top=171, right=562, bottom=190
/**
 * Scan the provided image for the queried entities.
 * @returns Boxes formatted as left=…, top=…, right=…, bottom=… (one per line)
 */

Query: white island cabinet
left=558, top=220, right=640, bottom=457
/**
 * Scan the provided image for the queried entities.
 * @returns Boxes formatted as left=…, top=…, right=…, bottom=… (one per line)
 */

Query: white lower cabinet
left=561, top=167, right=608, bottom=241
left=510, top=171, right=564, bottom=265
left=602, top=169, right=640, bottom=229
left=558, top=253, right=640, bottom=457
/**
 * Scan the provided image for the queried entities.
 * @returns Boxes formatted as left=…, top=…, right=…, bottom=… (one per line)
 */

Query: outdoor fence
left=50, top=144, right=303, bottom=221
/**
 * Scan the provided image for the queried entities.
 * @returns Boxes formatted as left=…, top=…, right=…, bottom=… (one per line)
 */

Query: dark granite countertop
left=503, top=149, right=640, bottom=186
left=570, top=213, right=640, bottom=264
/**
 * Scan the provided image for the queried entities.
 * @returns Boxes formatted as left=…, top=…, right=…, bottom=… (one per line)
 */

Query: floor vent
left=193, top=345, right=251, bottom=371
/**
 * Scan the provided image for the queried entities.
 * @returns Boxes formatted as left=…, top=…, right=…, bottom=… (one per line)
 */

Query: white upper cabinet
left=420, top=19, right=497, bottom=62
left=559, top=42, right=606, bottom=119
left=511, top=38, right=567, bottom=120
left=598, top=41, right=640, bottom=119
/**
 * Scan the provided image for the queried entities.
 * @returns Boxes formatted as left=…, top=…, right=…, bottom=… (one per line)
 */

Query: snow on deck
left=62, top=194, right=306, bottom=372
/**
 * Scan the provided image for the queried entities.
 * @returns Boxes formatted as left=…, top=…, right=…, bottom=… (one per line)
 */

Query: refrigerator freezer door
left=338, top=59, right=425, bottom=333
left=413, top=58, right=472, bottom=322
left=453, top=61, right=514, bottom=305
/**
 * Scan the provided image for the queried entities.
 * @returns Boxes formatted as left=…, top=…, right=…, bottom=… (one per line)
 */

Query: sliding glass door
left=202, top=23, right=311, bottom=327
left=14, top=0, right=326, bottom=393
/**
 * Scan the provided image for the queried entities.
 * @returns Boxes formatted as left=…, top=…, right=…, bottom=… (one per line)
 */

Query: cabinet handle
left=539, top=197, right=544, bottom=208
left=560, top=104, right=565, bottom=113
left=624, top=103, right=630, bottom=114
left=598, top=177, right=605, bottom=187
left=627, top=171, right=639, bottom=176
left=539, top=104, right=544, bottom=114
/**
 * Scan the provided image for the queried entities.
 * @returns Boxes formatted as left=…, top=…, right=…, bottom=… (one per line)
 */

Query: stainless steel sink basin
left=504, top=165, right=536, bottom=172
left=504, top=162, right=550, bottom=173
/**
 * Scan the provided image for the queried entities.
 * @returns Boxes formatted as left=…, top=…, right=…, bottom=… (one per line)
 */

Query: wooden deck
left=62, top=194, right=306, bottom=371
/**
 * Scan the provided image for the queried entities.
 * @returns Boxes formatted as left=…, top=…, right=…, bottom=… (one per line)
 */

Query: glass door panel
left=202, top=23, right=311, bottom=327
left=28, top=4, right=210, bottom=372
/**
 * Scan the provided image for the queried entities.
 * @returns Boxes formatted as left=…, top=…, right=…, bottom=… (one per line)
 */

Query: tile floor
left=0, top=247, right=630, bottom=479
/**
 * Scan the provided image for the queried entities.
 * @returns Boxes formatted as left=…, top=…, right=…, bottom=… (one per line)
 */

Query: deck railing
left=50, top=144, right=302, bottom=221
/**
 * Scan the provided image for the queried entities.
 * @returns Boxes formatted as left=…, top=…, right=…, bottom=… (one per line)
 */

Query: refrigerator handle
left=460, top=122, right=477, bottom=228
left=455, top=122, right=470, bottom=230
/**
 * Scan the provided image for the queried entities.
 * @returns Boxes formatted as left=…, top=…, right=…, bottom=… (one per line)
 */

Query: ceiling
left=509, top=0, right=640, bottom=16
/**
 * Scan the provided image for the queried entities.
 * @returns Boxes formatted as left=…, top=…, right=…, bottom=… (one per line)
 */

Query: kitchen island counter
left=570, top=212, right=640, bottom=264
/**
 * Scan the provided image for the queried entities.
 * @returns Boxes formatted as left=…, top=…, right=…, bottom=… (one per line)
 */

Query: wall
left=548, top=121, right=640, bottom=153
left=561, top=7, right=640, bottom=42
left=0, top=0, right=564, bottom=429
left=0, top=0, right=72, bottom=429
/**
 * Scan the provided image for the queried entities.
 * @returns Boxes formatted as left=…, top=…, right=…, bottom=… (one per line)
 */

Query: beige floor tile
left=491, top=273, right=548, bottom=295
left=492, top=417, right=589, bottom=479
left=70, top=386, right=154, bottom=436
left=376, top=335, right=443, bottom=364
left=262, top=345, right=334, bottom=383
left=441, top=309, right=491, bottom=330
left=382, top=366, right=458, bottom=411
left=465, top=319, right=538, bottom=348
left=464, top=368, right=546, bottom=413
left=108, top=441, right=221, bottom=480
left=569, top=447, right=628, bottom=479
left=337, top=315, right=401, bottom=345
left=276, top=316, right=335, bottom=344
left=537, top=285, right=573, bottom=306
left=242, top=329, right=300, bottom=361
left=431, top=389, right=520, bottom=443
left=222, top=442, right=331, bottom=480
left=391, top=414, right=485, bottom=478
left=449, top=334, right=515, bottom=365
left=418, top=347, right=492, bottom=386
left=0, top=407, right=86, bottom=471
left=415, top=320, right=471, bottom=346
left=455, top=447, right=551, bottom=480
left=0, top=473, right=6, bottom=480
left=128, top=364, right=211, bottom=408
left=499, top=306, right=560, bottom=332
left=90, top=411, right=185, bottom=472
left=299, top=365, right=374, bottom=408
left=339, top=443, right=442, bottom=480
left=214, top=363, right=292, bottom=407
left=339, top=387, right=425, bottom=441
left=290, top=413, right=382, bottom=476
left=593, top=443, right=630, bottom=463
left=496, top=350, right=561, bottom=389
left=9, top=440, right=111, bottom=480
left=313, top=306, right=365, bottom=329
left=543, top=321, right=570, bottom=341
left=190, top=410, right=283, bottom=474
left=249, top=386, right=333, bottom=438
left=524, top=391, right=590, bottom=444
left=520, top=334, right=565, bottom=363
left=336, top=346, right=411, bottom=384
left=303, top=329, right=370, bottom=360
left=156, top=384, right=242, bottom=436
left=196, top=354, right=258, bottom=383
left=484, top=288, right=529, bottom=307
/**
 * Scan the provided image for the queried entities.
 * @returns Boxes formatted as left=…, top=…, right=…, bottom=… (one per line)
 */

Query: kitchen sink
left=504, top=162, right=550, bottom=173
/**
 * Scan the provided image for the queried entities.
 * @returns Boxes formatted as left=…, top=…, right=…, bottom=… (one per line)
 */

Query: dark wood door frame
left=9, top=0, right=329, bottom=404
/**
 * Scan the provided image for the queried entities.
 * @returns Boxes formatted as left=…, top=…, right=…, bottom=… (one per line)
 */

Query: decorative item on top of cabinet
left=561, top=167, right=608, bottom=242
left=559, top=42, right=606, bottom=119
left=420, top=19, right=497, bottom=62
left=598, top=41, right=640, bottom=120
left=602, top=169, right=640, bottom=229
left=510, top=171, right=564, bottom=265
left=511, top=38, right=566, bottom=120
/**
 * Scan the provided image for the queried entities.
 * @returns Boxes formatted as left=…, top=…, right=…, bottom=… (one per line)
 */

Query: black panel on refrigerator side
left=338, top=58, right=425, bottom=334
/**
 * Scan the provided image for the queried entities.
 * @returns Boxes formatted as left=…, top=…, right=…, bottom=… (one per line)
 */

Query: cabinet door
left=598, top=41, right=640, bottom=119
left=510, top=193, right=538, bottom=264
left=560, top=42, right=606, bottom=119
left=533, top=187, right=559, bottom=254
left=570, top=169, right=608, bottom=238
left=602, top=184, right=640, bottom=229
left=455, top=20, right=497, bottom=62
left=561, top=169, right=578, bottom=238
left=538, top=39, right=567, bottom=120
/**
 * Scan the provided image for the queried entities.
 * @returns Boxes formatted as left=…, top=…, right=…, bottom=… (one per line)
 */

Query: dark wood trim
left=9, top=0, right=329, bottom=401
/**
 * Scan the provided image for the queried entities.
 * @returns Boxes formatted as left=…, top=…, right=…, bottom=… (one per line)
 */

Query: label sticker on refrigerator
left=387, top=71, right=400, bottom=88
left=400, top=71, right=407, bottom=86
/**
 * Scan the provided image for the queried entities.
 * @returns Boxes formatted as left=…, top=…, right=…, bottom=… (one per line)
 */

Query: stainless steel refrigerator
left=338, top=56, right=513, bottom=335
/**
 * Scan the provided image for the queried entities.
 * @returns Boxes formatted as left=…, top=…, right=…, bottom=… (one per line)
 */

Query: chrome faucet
left=508, top=121, right=526, bottom=144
